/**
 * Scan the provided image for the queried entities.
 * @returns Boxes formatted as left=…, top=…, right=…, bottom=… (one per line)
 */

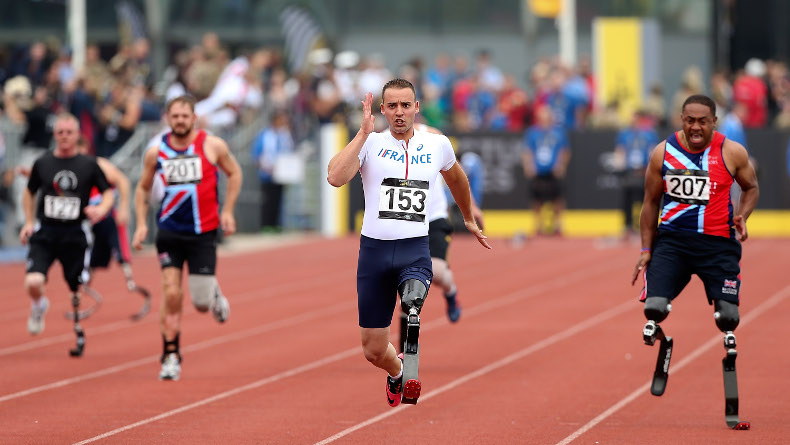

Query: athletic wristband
left=640, top=247, right=651, bottom=253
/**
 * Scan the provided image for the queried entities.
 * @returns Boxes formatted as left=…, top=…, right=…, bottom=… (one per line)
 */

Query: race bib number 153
left=378, top=178, right=429, bottom=222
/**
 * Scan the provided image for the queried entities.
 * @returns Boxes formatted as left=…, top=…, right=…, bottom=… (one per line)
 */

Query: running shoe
left=386, top=353, right=404, bottom=407
left=27, top=296, right=50, bottom=335
left=159, top=353, right=181, bottom=381
left=211, top=293, right=230, bottom=323
left=445, top=292, right=461, bottom=323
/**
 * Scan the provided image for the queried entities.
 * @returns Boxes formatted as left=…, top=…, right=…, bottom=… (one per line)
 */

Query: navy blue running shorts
left=428, top=217, right=453, bottom=261
left=644, top=230, right=742, bottom=305
left=155, top=229, right=217, bottom=275
left=90, top=216, right=122, bottom=269
left=357, top=235, right=433, bottom=328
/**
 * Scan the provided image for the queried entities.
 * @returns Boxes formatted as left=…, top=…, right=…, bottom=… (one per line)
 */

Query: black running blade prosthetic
left=401, top=311, right=421, bottom=405
left=130, top=285, right=152, bottom=321
left=63, top=286, right=102, bottom=321
left=650, top=336, right=673, bottom=396
left=723, top=351, right=749, bottom=430
left=69, top=328, right=85, bottom=357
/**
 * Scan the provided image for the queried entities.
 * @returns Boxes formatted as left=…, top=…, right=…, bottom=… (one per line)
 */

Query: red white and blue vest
left=659, top=131, right=735, bottom=239
left=156, top=130, right=219, bottom=234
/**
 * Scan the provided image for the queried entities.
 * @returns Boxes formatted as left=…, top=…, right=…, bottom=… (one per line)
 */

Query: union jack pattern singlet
left=156, top=130, right=219, bottom=234
left=88, top=185, right=114, bottom=221
left=659, top=131, right=735, bottom=239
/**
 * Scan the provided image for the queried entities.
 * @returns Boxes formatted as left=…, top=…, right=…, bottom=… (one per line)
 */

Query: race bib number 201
left=162, top=156, right=203, bottom=185
left=44, top=195, right=80, bottom=220
left=665, top=169, right=710, bottom=205
left=378, top=178, right=429, bottom=222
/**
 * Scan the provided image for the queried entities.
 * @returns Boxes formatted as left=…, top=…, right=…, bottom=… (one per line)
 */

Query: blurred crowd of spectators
left=1, top=37, right=159, bottom=158
left=0, top=32, right=789, bottom=241
left=1, top=33, right=789, bottom=157
left=302, top=47, right=790, bottom=137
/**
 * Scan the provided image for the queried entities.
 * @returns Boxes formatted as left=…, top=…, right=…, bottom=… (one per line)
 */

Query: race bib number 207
left=665, top=169, right=710, bottom=205
left=378, top=178, right=429, bottom=222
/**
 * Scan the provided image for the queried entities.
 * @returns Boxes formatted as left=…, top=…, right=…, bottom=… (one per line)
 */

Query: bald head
left=53, top=113, right=80, bottom=155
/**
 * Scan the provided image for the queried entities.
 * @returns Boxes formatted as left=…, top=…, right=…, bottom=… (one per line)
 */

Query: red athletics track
left=0, top=235, right=788, bottom=444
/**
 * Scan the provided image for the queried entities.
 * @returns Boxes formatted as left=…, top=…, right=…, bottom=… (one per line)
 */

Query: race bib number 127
left=44, top=195, right=80, bottom=220
left=378, top=178, right=429, bottom=222
left=665, top=169, right=710, bottom=205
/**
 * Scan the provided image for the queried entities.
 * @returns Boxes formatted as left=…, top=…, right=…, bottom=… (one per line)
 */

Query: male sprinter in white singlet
left=327, top=78, right=490, bottom=407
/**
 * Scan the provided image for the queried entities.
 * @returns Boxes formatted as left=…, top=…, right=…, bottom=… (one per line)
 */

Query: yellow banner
left=594, top=18, right=642, bottom=123
left=529, top=0, right=561, bottom=18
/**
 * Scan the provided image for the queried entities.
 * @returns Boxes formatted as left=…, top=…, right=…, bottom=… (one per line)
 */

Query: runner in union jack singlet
left=632, top=94, right=758, bottom=427
left=132, top=95, right=242, bottom=381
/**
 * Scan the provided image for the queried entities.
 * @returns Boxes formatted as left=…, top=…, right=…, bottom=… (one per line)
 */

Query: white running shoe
left=159, top=353, right=181, bottom=381
left=211, top=293, right=230, bottom=323
left=27, top=296, right=50, bottom=335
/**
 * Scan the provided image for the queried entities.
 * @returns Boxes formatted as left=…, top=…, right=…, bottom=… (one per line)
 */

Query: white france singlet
left=358, top=129, right=456, bottom=240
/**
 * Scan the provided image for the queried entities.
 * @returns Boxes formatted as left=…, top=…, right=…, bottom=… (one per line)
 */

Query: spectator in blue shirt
left=613, top=110, right=659, bottom=238
left=545, top=68, right=590, bottom=129
left=719, top=102, right=747, bottom=146
left=719, top=102, right=753, bottom=212
left=251, top=109, right=294, bottom=231
left=522, top=104, right=570, bottom=235
left=444, top=151, right=485, bottom=220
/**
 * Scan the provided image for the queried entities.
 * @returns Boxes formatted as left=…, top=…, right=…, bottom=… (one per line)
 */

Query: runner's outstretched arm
left=97, top=157, right=131, bottom=225
left=632, top=142, right=665, bottom=285
left=442, top=163, right=491, bottom=249
left=726, top=140, right=759, bottom=241
left=132, top=146, right=158, bottom=250
left=212, top=136, right=242, bottom=236
left=19, top=188, right=36, bottom=244
left=84, top=188, right=115, bottom=225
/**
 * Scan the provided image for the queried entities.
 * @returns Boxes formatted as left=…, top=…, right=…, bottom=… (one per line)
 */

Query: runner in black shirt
left=20, top=113, right=113, bottom=348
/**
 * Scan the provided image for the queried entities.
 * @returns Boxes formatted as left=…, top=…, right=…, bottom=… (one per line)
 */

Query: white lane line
left=70, top=347, right=361, bottom=445
left=0, top=273, right=344, bottom=357
left=2, top=238, right=514, bottom=356
left=4, top=250, right=620, bottom=405
left=0, top=302, right=351, bottom=404
left=70, top=256, right=627, bottom=444
left=555, top=283, right=790, bottom=445
left=313, top=300, right=635, bottom=445
left=0, top=319, right=133, bottom=356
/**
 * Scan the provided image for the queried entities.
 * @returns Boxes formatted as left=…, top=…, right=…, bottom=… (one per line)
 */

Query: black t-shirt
left=27, top=152, right=110, bottom=226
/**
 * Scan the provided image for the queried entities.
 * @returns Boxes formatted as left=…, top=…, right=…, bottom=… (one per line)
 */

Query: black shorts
left=90, top=217, right=122, bottom=269
left=644, top=230, right=742, bottom=305
left=155, top=229, right=217, bottom=275
left=531, top=174, right=562, bottom=202
left=357, top=235, right=432, bottom=328
left=26, top=224, right=90, bottom=291
left=428, top=218, right=453, bottom=261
